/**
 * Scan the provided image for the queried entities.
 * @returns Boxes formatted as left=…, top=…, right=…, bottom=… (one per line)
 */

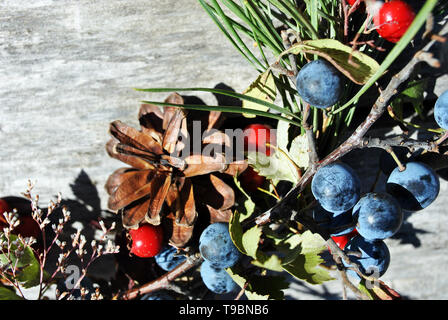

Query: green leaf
left=16, top=255, right=40, bottom=289
left=242, top=70, right=277, bottom=118
left=276, top=120, right=290, bottom=151
left=226, top=266, right=289, bottom=300
left=247, top=130, right=309, bottom=185
left=391, top=78, right=428, bottom=119
left=242, top=226, right=262, bottom=259
left=252, top=252, right=284, bottom=272
left=0, top=234, right=41, bottom=289
left=282, top=248, right=334, bottom=285
left=295, top=230, right=327, bottom=254
left=288, top=134, right=310, bottom=169
left=247, top=150, right=300, bottom=185
left=233, top=175, right=256, bottom=222
left=279, top=231, right=334, bottom=285
left=229, top=211, right=247, bottom=255
left=229, top=212, right=261, bottom=259
left=0, top=286, right=23, bottom=300
left=279, top=39, right=380, bottom=85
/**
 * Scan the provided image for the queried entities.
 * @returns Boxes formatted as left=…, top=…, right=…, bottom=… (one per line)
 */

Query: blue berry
left=199, top=223, right=241, bottom=269
left=200, top=260, right=239, bottom=294
left=296, top=59, right=343, bottom=109
left=311, top=162, right=361, bottom=213
left=155, top=246, right=186, bottom=271
left=312, top=205, right=355, bottom=236
left=434, top=90, right=448, bottom=129
left=352, top=193, right=403, bottom=241
left=343, top=235, right=390, bottom=281
left=386, top=161, right=440, bottom=211
left=141, top=291, right=174, bottom=300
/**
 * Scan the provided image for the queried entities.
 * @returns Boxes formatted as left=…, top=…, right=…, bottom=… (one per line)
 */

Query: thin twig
left=121, top=254, right=203, bottom=300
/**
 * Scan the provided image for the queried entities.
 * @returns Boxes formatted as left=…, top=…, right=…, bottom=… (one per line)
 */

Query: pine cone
left=105, top=93, right=247, bottom=247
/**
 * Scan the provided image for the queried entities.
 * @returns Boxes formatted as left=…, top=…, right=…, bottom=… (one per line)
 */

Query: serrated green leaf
left=242, top=70, right=277, bottom=118
left=233, top=175, right=255, bottom=222
left=226, top=266, right=289, bottom=300
left=276, top=120, right=290, bottom=151
left=278, top=231, right=333, bottom=285
left=0, top=286, right=23, bottom=300
left=229, top=211, right=247, bottom=255
left=282, top=248, right=334, bottom=285
left=288, top=134, right=310, bottom=169
left=0, top=234, right=41, bottom=289
left=296, top=230, right=327, bottom=253
left=226, top=268, right=268, bottom=300
left=279, top=39, right=380, bottom=85
left=252, top=252, right=283, bottom=272
left=242, top=226, right=262, bottom=259
left=247, top=151, right=300, bottom=184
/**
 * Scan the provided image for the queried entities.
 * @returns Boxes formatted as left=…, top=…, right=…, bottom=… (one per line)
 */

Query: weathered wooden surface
left=1, top=0, right=448, bottom=300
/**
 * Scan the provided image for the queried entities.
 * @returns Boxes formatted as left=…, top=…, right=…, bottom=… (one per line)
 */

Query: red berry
left=347, top=0, right=359, bottom=6
left=331, top=229, right=359, bottom=251
left=238, top=166, right=266, bottom=193
left=129, top=224, right=164, bottom=258
left=374, top=0, right=415, bottom=43
left=243, top=124, right=276, bottom=156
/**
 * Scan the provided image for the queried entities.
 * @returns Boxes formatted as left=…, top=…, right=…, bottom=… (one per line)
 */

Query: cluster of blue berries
left=311, top=159, right=440, bottom=281
left=198, top=222, right=241, bottom=294
left=298, top=59, right=446, bottom=282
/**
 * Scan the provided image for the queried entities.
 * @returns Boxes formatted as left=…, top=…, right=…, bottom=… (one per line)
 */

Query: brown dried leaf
left=169, top=222, right=194, bottom=247
left=114, top=143, right=160, bottom=164
left=182, top=154, right=227, bottom=177
left=104, top=167, right=136, bottom=195
left=109, top=120, right=164, bottom=155
left=202, top=130, right=231, bottom=146
left=208, top=111, right=222, bottom=130
left=162, top=111, right=185, bottom=154
left=139, top=103, right=164, bottom=138
left=221, top=160, right=248, bottom=177
left=207, top=205, right=233, bottom=224
left=177, top=179, right=197, bottom=226
left=121, top=196, right=152, bottom=229
left=162, top=93, right=184, bottom=130
left=106, top=139, right=151, bottom=170
left=107, top=170, right=154, bottom=211
left=209, top=174, right=234, bottom=210
left=145, top=173, right=173, bottom=225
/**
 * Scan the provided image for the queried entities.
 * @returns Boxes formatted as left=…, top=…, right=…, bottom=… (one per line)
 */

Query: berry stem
left=121, top=253, right=203, bottom=300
